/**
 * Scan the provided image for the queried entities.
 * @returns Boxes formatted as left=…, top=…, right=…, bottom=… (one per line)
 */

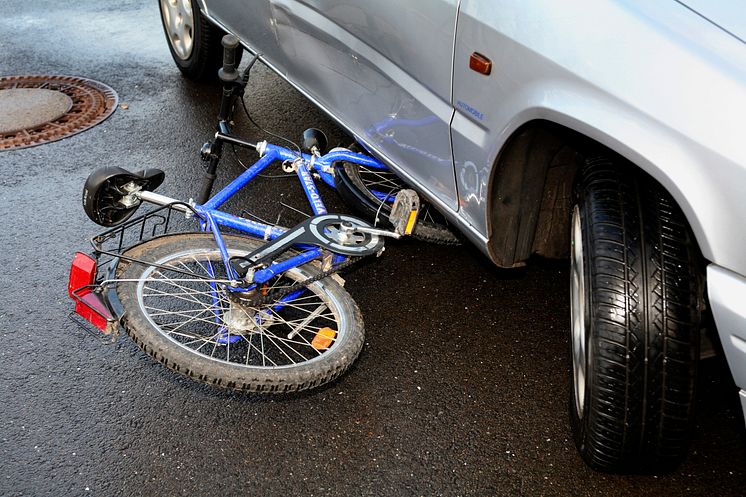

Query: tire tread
left=116, top=234, right=365, bottom=393
left=572, top=157, right=701, bottom=472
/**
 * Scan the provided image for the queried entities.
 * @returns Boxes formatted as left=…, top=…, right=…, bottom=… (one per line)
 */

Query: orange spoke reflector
left=312, top=327, right=337, bottom=350
left=261, top=284, right=269, bottom=296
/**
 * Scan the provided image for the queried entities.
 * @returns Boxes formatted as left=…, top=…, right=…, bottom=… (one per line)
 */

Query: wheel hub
left=224, top=294, right=279, bottom=334
left=224, top=306, right=258, bottom=334
left=160, top=0, right=195, bottom=60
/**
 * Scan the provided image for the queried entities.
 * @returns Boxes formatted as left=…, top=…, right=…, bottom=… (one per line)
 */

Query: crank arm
left=346, top=225, right=401, bottom=239
left=230, top=214, right=385, bottom=278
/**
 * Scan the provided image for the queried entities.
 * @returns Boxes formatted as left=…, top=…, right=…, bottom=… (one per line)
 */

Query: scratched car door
left=203, top=0, right=289, bottom=65
left=267, top=0, right=459, bottom=210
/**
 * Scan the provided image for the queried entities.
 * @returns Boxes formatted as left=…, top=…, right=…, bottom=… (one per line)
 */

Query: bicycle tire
left=116, top=233, right=364, bottom=393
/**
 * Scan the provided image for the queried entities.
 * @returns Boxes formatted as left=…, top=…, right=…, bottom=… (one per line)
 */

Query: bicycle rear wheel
left=116, top=233, right=364, bottom=392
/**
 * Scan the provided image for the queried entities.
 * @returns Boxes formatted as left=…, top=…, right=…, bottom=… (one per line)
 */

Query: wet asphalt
left=1, top=1, right=744, bottom=496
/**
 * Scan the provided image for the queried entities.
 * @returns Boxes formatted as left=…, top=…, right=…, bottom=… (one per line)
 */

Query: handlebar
left=218, top=34, right=240, bottom=84
left=217, top=35, right=241, bottom=122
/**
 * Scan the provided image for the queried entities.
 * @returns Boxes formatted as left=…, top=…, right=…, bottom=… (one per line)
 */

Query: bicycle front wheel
left=334, top=160, right=460, bottom=245
left=116, top=233, right=364, bottom=392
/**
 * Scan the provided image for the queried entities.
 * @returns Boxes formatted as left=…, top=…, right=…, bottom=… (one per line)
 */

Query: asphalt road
left=1, top=1, right=744, bottom=495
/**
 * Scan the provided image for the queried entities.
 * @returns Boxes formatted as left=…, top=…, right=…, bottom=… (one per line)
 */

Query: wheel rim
left=160, top=0, right=195, bottom=60
left=570, top=205, right=588, bottom=417
left=135, top=247, right=347, bottom=369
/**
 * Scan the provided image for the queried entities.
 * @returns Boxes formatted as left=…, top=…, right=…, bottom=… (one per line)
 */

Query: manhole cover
left=0, top=75, right=118, bottom=151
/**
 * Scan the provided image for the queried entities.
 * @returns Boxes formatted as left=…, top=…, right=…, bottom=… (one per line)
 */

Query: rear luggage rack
left=68, top=203, right=204, bottom=336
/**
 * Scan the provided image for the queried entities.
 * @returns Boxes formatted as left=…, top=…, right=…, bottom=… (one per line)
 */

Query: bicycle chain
left=237, top=254, right=368, bottom=307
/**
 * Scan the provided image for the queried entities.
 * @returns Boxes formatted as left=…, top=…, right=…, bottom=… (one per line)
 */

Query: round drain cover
left=0, top=89, right=73, bottom=134
left=0, top=75, right=118, bottom=151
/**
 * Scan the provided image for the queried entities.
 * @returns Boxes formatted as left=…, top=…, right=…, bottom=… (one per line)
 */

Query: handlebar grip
left=218, top=34, right=240, bottom=83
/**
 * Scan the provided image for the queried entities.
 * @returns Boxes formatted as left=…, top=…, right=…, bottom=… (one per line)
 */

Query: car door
left=263, top=0, right=460, bottom=210
left=201, top=0, right=289, bottom=65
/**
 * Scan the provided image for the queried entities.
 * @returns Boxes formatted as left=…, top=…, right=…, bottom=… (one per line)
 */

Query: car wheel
left=159, top=0, right=240, bottom=80
left=570, top=156, right=702, bottom=472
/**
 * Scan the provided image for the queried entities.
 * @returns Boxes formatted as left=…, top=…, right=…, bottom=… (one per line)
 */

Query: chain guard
left=230, top=214, right=383, bottom=278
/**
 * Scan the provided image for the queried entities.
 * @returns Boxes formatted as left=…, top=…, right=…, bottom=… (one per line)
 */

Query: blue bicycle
left=69, top=36, right=433, bottom=392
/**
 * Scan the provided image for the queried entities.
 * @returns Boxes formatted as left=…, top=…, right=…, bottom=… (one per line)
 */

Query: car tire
left=159, top=0, right=240, bottom=80
left=569, top=156, right=702, bottom=472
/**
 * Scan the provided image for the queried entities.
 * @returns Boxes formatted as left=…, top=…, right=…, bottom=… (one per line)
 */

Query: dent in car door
left=201, top=0, right=287, bottom=68
left=268, top=0, right=460, bottom=210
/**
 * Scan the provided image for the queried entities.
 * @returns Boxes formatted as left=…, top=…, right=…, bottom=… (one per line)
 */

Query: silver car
left=159, top=0, right=746, bottom=472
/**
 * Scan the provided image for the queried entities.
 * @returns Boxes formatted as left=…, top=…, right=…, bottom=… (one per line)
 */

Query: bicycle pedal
left=388, top=189, right=420, bottom=236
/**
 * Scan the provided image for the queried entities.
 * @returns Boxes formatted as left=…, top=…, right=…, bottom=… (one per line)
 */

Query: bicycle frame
left=70, top=42, right=401, bottom=344
left=183, top=46, right=393, bottom=287
left=191, top=139, right=388, bottom=287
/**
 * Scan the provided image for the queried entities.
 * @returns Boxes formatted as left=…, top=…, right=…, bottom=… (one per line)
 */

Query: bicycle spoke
left=277, top=302, right=336, bottom=320
left=238, top=331, right=278, bottom=367
left=134, top=243, right=344, bottom=370
left=142, top=288, right=220, bottom=307
left=255, top=321, right=307, bottom=364
left=146, top=276, right=222, bottom=301
left=188, top=257, right=215, bottom=277
left=267, top=309, right=335, bottom=330
left=231, top=300, right=328, bottom=349
left=260, top=330, right=266, bottom=367
left=145, top=305, right=226, bottom=328
left=168, top=330, right=221, bottom=346
left=359, top=168, right=403, bottom=189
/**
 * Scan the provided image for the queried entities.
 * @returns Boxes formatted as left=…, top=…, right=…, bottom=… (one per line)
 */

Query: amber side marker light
left=469, top=52, right=492, bottom=75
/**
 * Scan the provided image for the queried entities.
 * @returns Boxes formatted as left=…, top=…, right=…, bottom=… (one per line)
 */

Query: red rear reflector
left=75, top=293, right=111, bottom=331
left=68, top=252, right=113, bottom=332
left=469, top=52, right=492, bottom=75
left=69, top=252, right=97, bottom=298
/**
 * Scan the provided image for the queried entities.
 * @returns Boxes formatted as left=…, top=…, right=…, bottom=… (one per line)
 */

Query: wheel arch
left=484, top=116, right=710, bottom=269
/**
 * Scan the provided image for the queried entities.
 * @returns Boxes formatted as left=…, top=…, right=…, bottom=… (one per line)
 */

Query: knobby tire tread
left=116, top=234, right=365, bottom=393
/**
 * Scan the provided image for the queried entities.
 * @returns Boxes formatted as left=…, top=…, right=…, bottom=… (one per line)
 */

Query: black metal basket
left=69, top=203, right=204, bottom=338
left=69, top=201, right=295, bottom=338
left=90, top=202, right=202, bottom=269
